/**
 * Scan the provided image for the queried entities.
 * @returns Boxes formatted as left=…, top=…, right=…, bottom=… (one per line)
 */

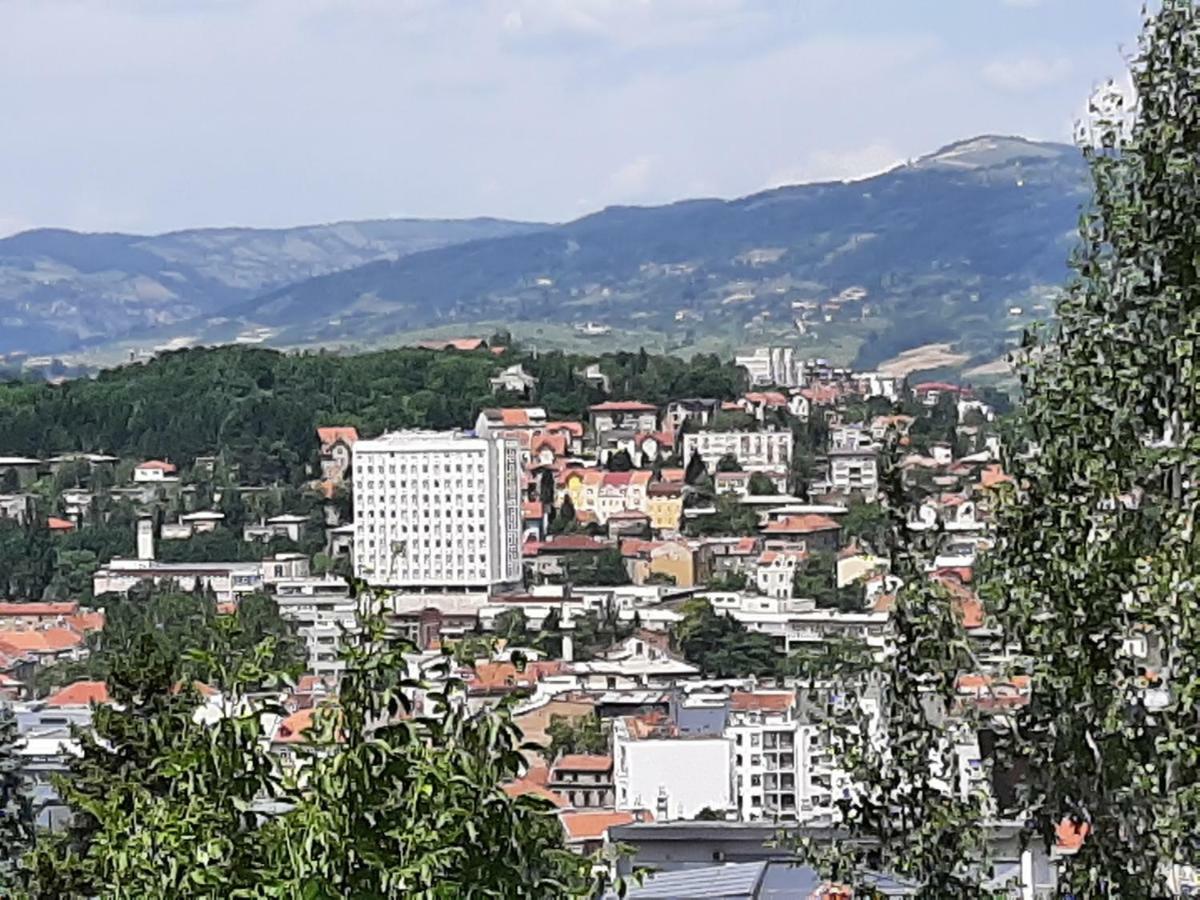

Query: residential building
left=0, top=457, right=41, bottom=488
left=473, top=406, right=548, bottom=438
left=646, top=482, right=683, bottom=533
left=827, top=448, right=879, bottom=499
left=271, top=576, right=359, bottom=679
left=132, top=460, right=177, bottom=482
left=613, top=713, right=734, bottom=820
left=735, top=347, right=803, bottom=388
left=761, top=515, right=841, bottom=554
left=663, top=398, right=720, bottom=433
left=316, top=426, right=359, bottom=484
left=753, top=549, right=806, bottom=599
left=548, top=754, right=615, bottom=809
left=92, top=556, right=307, bottom=603
left=681, top=430, right=793, bottom=476
left=352, top=431, right=522, bottom=591
left=589, top=401, right=658, bottom=436
left=489, top=363, right=538, bottom=395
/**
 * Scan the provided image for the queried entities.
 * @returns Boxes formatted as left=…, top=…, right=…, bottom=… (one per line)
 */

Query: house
left=663, top=398, right=721, bottom=433
left=826, top=448, right=879, bottom=499
left=621, top=539, right=708, bottom=588
left=912, top=381, right=971, bottom=407
left=851, top=371, right=902, bottom=401
left=549, top=754, right=615, bottom=809
left=576, top=363, right=611, bottom=393
left=703, top=537, right=761, bottom=579
left=0, top=493, right=31, bottom=525
left=681, top=430, right=793, bottom=477
left=754, top=549, right=807, bottom=599
left=489, top=364, right=538, bottom=395
left=613, top=713, right=734, bottom=820
left=46, top=517, right=76, bottom=533
left=45, top=680, right=111, bottom=708
left=0, top=457, right=41, bottom=488
left=178, top=510, right=225, bottom=534
left=133, top=460, right=177, bottom=482
left=739, top=392, right=806, bottom=423
left=560, top=809, right=647, bottom=856
left=761, top=515, right=841, bottom=554
left=0, top=602, right=82, bottom=630
left=646, top=482, right=683, bottom=533
left=523, top=535, right=614, bottom=581
left=715, top=471, right=752, bottom=496
left=316, top=426, right=359, bottom=483
left=474, top=407, right=548, bottom=437
left=734, top=347, right=803, bottom=388
left=0, top=628, right=88, bottom=665
left=415, top=337, right=488, bottom=352
left=562, top=470, right=652, bottom=526
left=589, top=401, right=658, bottom=436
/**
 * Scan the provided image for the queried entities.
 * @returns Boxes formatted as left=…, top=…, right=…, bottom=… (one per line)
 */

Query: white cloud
left=607, top=156, right=656, bottom=198
left=768, top=142, right=904, bottom=188
left=983, top=56, right=1071, bottom=92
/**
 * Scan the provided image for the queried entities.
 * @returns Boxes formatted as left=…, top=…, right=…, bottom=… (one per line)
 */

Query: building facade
left=352, top=431, right=522, bottom=590
left=681, top=430, right=793, bottom=476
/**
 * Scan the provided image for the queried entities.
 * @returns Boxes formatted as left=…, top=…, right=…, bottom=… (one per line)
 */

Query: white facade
left=353, top=431, right=522, bottom=590
left=613, top=717, right=734, bottom=820
left=681, top=431, right=793, bottom=475
left=272, top=576, right=359, bottom=679
left=735, top=347, right=803, bottom=388
left=827, top=449, right=879, bottom=498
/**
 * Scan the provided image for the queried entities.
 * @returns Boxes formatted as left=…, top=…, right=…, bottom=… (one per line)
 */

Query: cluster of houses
left=2, top=345, right=1119, bottom=895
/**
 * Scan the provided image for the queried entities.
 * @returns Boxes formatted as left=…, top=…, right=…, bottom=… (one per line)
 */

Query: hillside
left=3, top=135, right=1089, bottom=373
left=0, top=217, right=546, bottom=355
left=213, top=135, right=1088, bottom=371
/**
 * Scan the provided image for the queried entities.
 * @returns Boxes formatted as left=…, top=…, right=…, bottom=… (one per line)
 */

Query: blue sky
left=0, top=0, right=1143, bottom=236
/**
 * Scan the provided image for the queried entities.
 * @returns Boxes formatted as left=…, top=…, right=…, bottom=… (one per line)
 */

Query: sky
left=0, top=0, right=1145, bottom=237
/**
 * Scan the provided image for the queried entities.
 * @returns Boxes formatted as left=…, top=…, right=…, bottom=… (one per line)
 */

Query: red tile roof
left=522, top=501, right=544, bottom=520
left=503, top=778, right=567, bottom=807
left=730, top=691, right=794, bottom=712
left=762, top=514, right=840, bottom=534
left=46, top=517, right=76, bottom=532
left=560, top=809, right=648, bottom=841
left=546, top=421, right=585, bottom=437
left=589, top=401, right=657, bottom=413
left=554, top=754, right=613, bottom=773
left=46, top=680, right=109, bottom=707
left=416, top=337, right=487, bottom=351
left=273, top=707, right=319, bottom=743
left=316, top=426, right=359, bottom=450
left=980, top=464, right=1014, bottom=489
left=135, top=460, right=176, bottom=472
left=67, top=611, right=105, bottom=633
left=914, top=381, right=970, bottom=395
left=0, top=628, right=84, bottom=654
left=1056, top=818, right=1089, bottom=852
left=526, top=535, right=611, bottom=554
left=0, top=602, right=79, bottom=617
left=658, top=467, right=686, bottom=483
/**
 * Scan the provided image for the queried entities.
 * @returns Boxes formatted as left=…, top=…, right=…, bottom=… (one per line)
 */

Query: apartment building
left=271, top=576, right=360, bottom=679
left=613, top=714, right=734, bottom=820
left=734, top=347, right=804, bottom=388
left=352, top=431, right=522, bottom=591
left=681, top=430, right=793, bottom=476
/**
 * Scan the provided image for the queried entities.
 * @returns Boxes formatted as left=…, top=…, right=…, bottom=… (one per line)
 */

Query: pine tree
left=992, top=2, right=1200, bottom=894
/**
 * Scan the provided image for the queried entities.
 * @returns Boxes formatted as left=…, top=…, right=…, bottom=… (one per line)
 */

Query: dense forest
left=0, top=342, right=747, bottom=484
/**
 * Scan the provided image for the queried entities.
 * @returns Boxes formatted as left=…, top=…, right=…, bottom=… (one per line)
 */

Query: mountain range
left=0, top=135, right=1090, bottom=377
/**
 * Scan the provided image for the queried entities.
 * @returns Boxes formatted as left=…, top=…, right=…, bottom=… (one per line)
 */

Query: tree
left=0, top=702, right=33, bottom=892
left=839, top=497, right=891, bottom=554
left=684, top=451, right=708, bottom=486
left=494, top=608, right=530, bottom=644
left=550, top=495, right=577, bottom=535
left=607, top=449, right=633, bottom=472
left=0, top=468, right=18, bottom=494
left=715, top=453, right=742, bottom=473
left=991, top=4, right=1200, bottom=894
left=672, top=598, right=778, bottom=678
left=546, top=713, right=609, bottom=761
left=791, top=551, right=863, bottom=611
left=747, top=472, right=777, bottom=495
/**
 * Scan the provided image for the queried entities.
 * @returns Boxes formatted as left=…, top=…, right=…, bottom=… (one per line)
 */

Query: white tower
left=136, top=516, right=155, bottom=561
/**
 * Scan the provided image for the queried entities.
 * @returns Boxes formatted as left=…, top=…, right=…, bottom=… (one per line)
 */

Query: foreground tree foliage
left=18, top=586, right=602, bottom=898
left=991, top=2, right=1200, bottom=894
left=0, top=702, right=34, bottom=893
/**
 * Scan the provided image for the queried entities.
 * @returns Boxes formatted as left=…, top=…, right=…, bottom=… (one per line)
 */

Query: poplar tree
left=0, top=701, right=34, bottom=892
left=993, top=1, right=1200, bottom=894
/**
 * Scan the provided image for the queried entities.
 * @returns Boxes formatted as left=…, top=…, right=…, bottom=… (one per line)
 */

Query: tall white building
left=735, top=347, right=804, bottom=388
left=352, top=431, right=523, bottom=591
left=681, top=430, right=794, bottom=475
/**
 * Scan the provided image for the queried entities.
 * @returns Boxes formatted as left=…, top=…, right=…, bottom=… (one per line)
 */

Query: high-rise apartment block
left=352, top=431, right=522, bottom=591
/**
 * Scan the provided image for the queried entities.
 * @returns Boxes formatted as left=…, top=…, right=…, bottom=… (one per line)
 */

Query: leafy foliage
left=672, top=597, right=779, bottom=678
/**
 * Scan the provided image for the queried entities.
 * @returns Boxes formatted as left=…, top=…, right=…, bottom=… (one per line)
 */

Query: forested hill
left=164, top=135, right=1088, bottom=372
left=0, top=217, right=545, bottom=355
left=0, top=344, right=746, bottom=483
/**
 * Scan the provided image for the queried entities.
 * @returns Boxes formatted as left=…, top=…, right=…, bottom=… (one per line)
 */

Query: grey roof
left=609, top=861, right=916, bottom=899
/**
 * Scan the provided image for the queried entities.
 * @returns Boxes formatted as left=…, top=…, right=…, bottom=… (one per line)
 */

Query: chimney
left=656, top=785, right=669, bottom=822
left=136, top=516, right=155, bottom=561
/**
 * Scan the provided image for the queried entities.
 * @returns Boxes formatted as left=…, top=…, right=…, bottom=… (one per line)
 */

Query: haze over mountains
left=0, top=135, right=1089, bottom=374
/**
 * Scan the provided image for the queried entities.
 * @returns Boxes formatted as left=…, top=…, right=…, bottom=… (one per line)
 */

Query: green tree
left=747, top=472, right=777, bottom=495
left=990, top=4, right=1200, bottom=894
left=494, top=608, right=530, bottom=644
left=549, top=495, right=577, bottom=535
left=0, top=701, right=34, bottom=893
left=672, top=598, right=778, bottom=678
left=839, top=496, right=891, bottom=553
left=546, top=713, right=609, bottom=761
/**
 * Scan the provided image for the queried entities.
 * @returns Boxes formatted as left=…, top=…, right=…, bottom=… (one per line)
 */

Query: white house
left=613, top=715, right=734, bottom=820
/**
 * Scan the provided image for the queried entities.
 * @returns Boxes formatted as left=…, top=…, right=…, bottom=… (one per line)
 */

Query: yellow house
left=647, top=482, right=683, bottom=533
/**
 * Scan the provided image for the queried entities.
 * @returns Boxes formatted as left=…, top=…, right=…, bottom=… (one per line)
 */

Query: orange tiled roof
left=763, top=514, right=840, bottom=534
left=503, top=778, right=567, bottom=807
left=523, top=501, right=544, bottom=520
left=316, top=426, right=359, bottom=450
left=67, top=611, right=105, bottom=633
left=554, top=754, right=613, bottom=773
left=730, top=691, right=794, bottom=712
left=546, top=421, right=585, bottom=437
left=417, top=337, right=487, bottom=351
left=47, top=517, right=76, bottom=531
left=980, top=464, right=1014, bottom=489
left=0, top=602, right=79, bottom=617
left=1056, top=818, right=1089, bottom=852
left=46, top=680, right=109, bottom=707
left=273, top=707, right=319, bottom=743
left=560, top=809, right=648, bottom=841
left=589, top=401, right=657, bottom=412
left=0, top=628, right=84, bottom=654
left=135, top=460, right=176, bottom=472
